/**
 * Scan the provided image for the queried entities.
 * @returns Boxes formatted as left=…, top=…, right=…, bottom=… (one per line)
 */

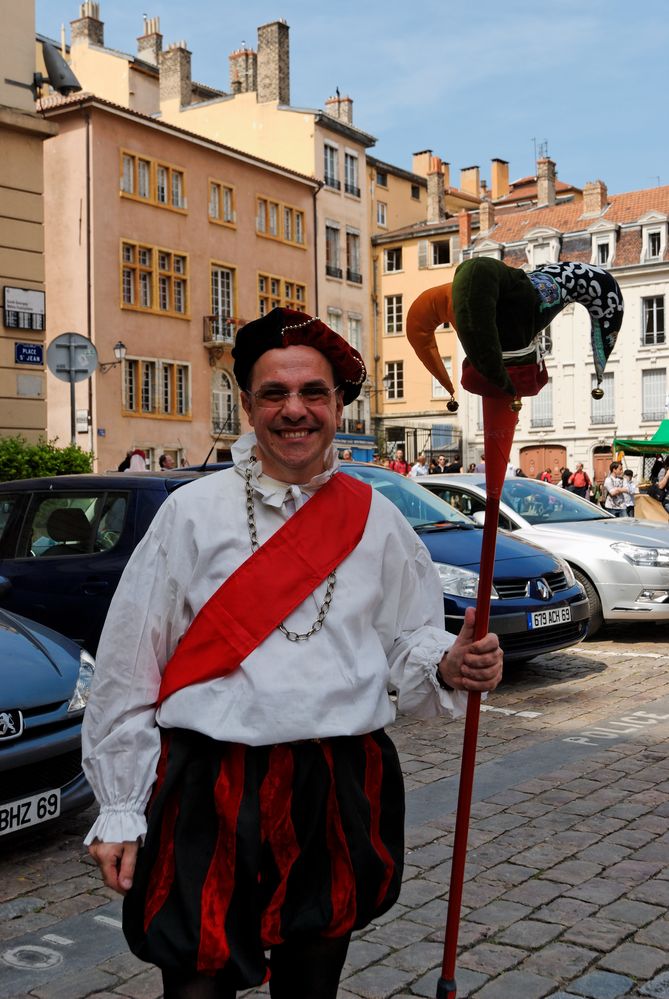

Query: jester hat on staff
left=406, top=257, right=624, bottom=999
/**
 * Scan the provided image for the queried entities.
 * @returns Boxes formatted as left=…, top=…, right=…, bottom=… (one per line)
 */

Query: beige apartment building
left=52, top=3, right=378, bottom=456
left=371, top=155, right=489, bottom=459
left=39, top=92, right=317, bottom=470
left=0, top=2, right=57, bottom=440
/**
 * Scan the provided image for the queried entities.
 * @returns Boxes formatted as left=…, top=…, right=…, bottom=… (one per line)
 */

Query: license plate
left=528, top=607, right=572, bottom=630
left=0, top=790, right=61, bottom=836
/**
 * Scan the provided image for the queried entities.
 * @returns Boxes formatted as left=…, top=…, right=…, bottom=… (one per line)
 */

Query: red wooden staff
left=436, top=396, right=518, bottom=999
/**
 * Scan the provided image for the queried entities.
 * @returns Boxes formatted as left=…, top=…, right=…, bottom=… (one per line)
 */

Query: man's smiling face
left=241, top=345, right=344, bottom=483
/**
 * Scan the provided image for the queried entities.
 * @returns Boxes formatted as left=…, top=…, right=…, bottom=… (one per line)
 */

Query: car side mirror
left=472, top=511, right=486, bottom=526
left=0, top=576, right=11, bottom=596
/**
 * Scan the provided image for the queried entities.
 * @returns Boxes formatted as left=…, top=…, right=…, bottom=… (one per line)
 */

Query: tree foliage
left=0, top=436, right=93, bottom=481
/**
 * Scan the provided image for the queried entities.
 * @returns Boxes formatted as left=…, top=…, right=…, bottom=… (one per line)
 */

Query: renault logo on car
left=535, top=579, right=552, bottom=601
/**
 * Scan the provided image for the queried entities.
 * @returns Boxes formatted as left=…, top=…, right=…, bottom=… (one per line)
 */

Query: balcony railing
left=346, top=268, right=363, bottom=284
left=530, top=417, right=554, bottom=428
left=324, top=175, right=341, bottom=190
left=344, top=418, right=366, bottom=435
left=212, top=417, right=241, bottom=437
left=326, top=265, right=343, bottom=279
left=344, top=182, right=361, bottom=198
left=590, top=412, right=615, bottom=425
left=203, top=315, right=243, bottom=345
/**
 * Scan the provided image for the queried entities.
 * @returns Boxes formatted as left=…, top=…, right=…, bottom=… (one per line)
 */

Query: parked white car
left=420, top=473, right=669, bottom=635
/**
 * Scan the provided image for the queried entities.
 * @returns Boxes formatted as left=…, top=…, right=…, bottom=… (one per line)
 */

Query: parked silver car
left=420, top=474, right=669, bottom=635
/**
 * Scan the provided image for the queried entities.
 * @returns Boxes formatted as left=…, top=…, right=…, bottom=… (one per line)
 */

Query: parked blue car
left=0, top=464, right=588, bottom=662
left=0, top=605, right=95, bottom=837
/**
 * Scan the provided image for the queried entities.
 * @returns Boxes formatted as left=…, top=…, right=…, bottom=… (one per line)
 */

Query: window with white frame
left=539, top=324, right=553, bottom=356
left=325, top=224, right=341, bottom=278
left=431, top=357, right=453, bottom=398
left=431, top=240, right=451, bottom=266
left=596, top=240, right=610, bottom=266
left=384, top=361, right=404, bottom=400
left=347, top=314, right=361, bottom=351
left=209, top=181, right=235, bottom=224
left=377, top=201, right=387, bottom=227
left=642, top=368, right=667, bottom=421
left=210, top=266, right=235, bottom=340
left=648, top=231, right=662, bottom=258
left=642, top=296, right=665, bottom=346
left=346, top=230, right=362, bottom=282
left=590, top=372, right=615, bottom=424
left=384, top=247, right=402, bottom=272
left=212, top=370, right=235, bottom=433
left=324, top=144, right=339, bottom=189
left=384, top=294, right=403, bottom=335
left=530, top=379, right=553, bottom=428
left=344, top=152, right=360, bottom=197
left=326, top=307, right=343, bottom=334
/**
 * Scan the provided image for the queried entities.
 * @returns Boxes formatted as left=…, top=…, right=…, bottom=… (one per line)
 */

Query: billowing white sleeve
left=382, top=532, right=469, bottom=720
left=82, top=502, right=184, bottom=844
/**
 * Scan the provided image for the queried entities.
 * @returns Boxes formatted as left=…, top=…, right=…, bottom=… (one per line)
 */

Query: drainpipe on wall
left=312, top=184, right=320, bottom=315
left=84, top=107, right=94, bottom=456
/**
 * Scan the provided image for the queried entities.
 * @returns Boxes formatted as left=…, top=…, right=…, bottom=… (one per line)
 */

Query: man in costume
left=83, top=308, right=502, bottom=999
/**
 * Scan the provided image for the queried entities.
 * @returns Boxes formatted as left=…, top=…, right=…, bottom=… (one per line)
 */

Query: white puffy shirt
left=82, top=434, right=465, bottom=844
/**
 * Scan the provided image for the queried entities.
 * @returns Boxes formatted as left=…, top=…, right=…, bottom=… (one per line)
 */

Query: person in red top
left=389, top=447, right=411, bottom=476
left=539, top=468, right=552, bottom=482
left=568, top=462, right=592, bottom=498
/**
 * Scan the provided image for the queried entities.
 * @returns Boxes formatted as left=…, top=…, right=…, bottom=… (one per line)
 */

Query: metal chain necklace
left=244, top=460, right=336, bottom=642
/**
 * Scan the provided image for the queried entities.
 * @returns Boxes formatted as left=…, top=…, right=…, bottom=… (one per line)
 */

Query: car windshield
left=497, top=478, right=611, bottom=525
left=341, top=465, right=476, bottom=529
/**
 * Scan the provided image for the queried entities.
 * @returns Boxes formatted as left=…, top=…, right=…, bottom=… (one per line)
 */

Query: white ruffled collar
left=232, top=431, right=340, bottom=508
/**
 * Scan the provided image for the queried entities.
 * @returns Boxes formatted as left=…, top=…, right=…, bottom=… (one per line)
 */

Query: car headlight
left=434, top=562, right=499, bottom=599
left=556, top=558, right=576, bottom=587
left=611, top=542, right=669, bottom=567
left=67, top=649, right=96, bottom=713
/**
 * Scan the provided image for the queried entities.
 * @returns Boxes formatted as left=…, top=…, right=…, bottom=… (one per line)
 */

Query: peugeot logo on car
left=0, top=710, right=23, bottom=741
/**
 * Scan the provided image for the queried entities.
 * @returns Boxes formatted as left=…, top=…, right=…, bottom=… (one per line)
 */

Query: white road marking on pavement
left=578, top=649, right=669, bottom=659
left=41, top=934, right=74, bottom=946
left=481, top=705, right=542, bottom=718
left=564, top=708, right=669, bottom=745
left=94, top=914, right=123, bottom=929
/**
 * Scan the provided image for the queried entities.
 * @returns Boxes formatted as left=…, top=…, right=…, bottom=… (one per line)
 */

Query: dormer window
left=525, top=228, right=560, bottom=268
left=596, top=241, right=610, bottom=266
left=640, top=213, right=667, bottom=263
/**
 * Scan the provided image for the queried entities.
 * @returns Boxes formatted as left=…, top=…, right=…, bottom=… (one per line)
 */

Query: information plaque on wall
left=3, top=287, right=46, bottom=331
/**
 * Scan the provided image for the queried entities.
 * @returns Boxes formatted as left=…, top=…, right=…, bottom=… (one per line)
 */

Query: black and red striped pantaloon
left=123, top=728, right=405, bottom=991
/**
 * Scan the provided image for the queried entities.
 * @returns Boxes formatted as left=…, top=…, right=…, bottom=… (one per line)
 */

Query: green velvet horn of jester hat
left=449, top=258, right=623, bottom=398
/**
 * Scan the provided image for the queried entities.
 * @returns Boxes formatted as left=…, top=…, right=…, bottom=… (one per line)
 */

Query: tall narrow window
left=642, top=296, right=665, bottom=346
left=156, top=166, right=168, bottom=204
left=590, top=373, right=614, bottom=424
left=141, top=362, right=156, bottom=413
left=344, top=152, right=360, bottom=197
left=384, top=361, right=404, bottom=400
left=121, top=154, right=134, bottom=194
left=325, top=225, right=341, bottom=278
left=137, top=159, right=151, bottom=199
left=212, top=370, right=234, bottom=432
left=377, top=202, right=387, bottom=227
left=346, top=231, right=362, bottom=283
left=642, top=368, right=666, bottom=421
left=348, top=315, right=361, bottom=351
left=384, top=295, right=403, bottom=334
left=431, top=357, right=453, bottom=398
left=530, top=379, right=553, bottom=428
left=211, top=266, right=234, bottom=340
left=324, top=145, right=339, bottom=189
left=171, top=170, right=184, bottom=208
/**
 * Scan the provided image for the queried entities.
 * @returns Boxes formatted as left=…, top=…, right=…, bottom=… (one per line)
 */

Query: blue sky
left=36, top=0, right=668, bottom=196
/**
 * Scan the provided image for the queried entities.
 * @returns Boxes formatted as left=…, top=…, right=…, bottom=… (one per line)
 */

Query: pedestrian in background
left=623, top=469, right=636, bottom=517
left=603, top=461, right=627, bottom=517
left=409, top=454, right=429, bottom=478
left=568, top=463, right=591, bottom=498
left=389, top=448, right=410, bottom=476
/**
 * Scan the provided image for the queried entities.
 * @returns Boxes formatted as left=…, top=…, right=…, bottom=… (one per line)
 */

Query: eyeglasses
left=246, top=385, right=341, bottom=408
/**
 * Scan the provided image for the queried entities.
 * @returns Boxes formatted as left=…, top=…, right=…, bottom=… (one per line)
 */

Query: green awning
left=614, top=420, right=669, bottom=456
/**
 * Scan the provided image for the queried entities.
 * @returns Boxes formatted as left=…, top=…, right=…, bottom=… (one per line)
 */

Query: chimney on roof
left=460, top=165, right=480, bottom=197
left=229, top=47, right=257, bottom=94
left=459, top=209, right=472, bottom=250
left=324, top=93, right=353, bottom=124
left=583, top=179, right=608, bottom=216
left=71, top=1, right=104, bottom=46
left=441, top=160, right=451, bottom=189
left=159, top=41, right=192, bottom=106
left=257, top=20, right=290, bottom=105
left=537, top=157, right=556, bottom=207
left=427, top=156, right=446, bottom=223
left=411, top=150, right=432, bottom=177
left=479, top=198, right=495, bottom=233
left=491, top=158, right=509, bottom=200
left=137, top=15, right=162, bottom=65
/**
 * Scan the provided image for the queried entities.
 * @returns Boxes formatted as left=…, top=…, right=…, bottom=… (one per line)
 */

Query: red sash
left=157, top=472, right=372, bottom=704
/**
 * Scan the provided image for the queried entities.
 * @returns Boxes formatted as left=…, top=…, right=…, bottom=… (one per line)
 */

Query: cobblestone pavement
left=1, top=624, right=668, bottom=999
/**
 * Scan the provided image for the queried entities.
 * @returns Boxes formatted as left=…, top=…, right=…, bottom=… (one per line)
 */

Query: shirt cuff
left=83, top=807, right=148, bottom=846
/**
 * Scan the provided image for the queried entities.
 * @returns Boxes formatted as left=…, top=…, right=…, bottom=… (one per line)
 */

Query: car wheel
left=573, top=568, right=603, bottom=638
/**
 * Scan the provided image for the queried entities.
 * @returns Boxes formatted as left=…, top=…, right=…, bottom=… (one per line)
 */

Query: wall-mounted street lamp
left=99, top=341, right=127, bottom=373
